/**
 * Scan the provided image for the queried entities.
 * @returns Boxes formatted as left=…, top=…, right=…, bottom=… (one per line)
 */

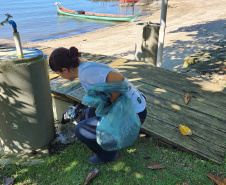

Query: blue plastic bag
left=82, top=81, right=141, bottom=151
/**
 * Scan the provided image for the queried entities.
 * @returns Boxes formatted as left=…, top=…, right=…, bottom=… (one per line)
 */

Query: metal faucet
left=0, top=14, right=24, bottom=58
left=0, top=13, right=13, bottom=25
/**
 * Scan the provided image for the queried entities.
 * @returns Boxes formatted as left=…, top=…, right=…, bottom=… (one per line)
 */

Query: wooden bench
left=49, top=53, right=226, bottom=164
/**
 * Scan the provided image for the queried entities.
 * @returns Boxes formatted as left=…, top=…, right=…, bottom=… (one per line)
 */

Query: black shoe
left=88, top=152, right=119, bottom=165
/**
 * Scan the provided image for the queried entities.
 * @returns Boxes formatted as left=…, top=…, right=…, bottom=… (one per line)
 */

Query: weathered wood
left=48, top=66, right=59, bottom=80
left=81, top=52, right=106, bottom=62
left=142, top=117, right=225, bottom=164
left=67, top=86, right=85, bottom=102
left=118, top=62, right=226, bottom=164
left=49, top=55, right=226, bottom=164
left=52, top=92, right=75, bottom=103
left=50, top=77, right=81, bottom=94
left=118, top=63, right=226, bottom=111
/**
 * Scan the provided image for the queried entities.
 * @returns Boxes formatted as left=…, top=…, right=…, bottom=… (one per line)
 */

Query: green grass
left=1, top=136, right=225, bottom=185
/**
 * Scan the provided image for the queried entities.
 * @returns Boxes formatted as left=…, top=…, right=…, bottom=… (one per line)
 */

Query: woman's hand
left=106, top=71, right=125, bottom=103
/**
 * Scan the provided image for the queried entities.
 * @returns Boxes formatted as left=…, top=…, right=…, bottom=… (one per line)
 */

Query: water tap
left=0, top=13, right=13, bottom=26
left=0, top=13, right=23, bottom=58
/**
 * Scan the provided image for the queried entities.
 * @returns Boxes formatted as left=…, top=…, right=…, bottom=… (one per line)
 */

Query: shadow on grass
left=1, top=136, right=225, bottom=184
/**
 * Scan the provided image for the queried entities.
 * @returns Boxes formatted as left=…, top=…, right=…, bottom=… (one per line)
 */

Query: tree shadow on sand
left=161, top=19, right=226, bottom=71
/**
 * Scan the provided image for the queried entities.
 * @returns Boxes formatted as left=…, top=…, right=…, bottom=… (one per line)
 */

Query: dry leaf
left=183, top=94, right=191, bottom=105
left=139, top=134, right=146, bottom=138
left=31, top=150, right=37, bottom=155
left=179, top=124, right=192, bottom=136
left=3, top=177, right=14, bottom=185
left=83, top=168, right=99, bottom=185
left=21, top=170, right=27, bottom=174
left=207, top=174, right=226, bottom=185
left=182, top=181, right=189, bottom=185
left=146, top=163, right=167, bottom=170
left=160, top=173, right=163, bottom=180
left=144, top=156, right=150, bottom=159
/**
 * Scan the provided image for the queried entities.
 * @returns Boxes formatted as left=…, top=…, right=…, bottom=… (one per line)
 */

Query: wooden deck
left=49, top=53, right=226, bottom=164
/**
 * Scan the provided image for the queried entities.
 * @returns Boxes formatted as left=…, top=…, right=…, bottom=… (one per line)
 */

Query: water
left=0, top=0, right=143, bottom=42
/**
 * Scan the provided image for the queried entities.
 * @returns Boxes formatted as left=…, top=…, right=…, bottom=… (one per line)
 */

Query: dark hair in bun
left=69, top=46, right=81, bottom=58
left=49, top=46, right=81, bottom=72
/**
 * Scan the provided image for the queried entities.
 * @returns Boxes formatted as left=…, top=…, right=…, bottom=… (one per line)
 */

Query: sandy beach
left=1, top=0, right=226, bottom=71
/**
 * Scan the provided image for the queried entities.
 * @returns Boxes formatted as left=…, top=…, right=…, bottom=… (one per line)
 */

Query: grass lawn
left=1, top=136, right=225, bottom=185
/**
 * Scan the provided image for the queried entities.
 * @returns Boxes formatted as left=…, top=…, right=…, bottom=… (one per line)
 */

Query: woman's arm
left=106, top=71, right=125, bottom=103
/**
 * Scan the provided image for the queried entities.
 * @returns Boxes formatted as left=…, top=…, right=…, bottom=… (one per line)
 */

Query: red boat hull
left=121, top=0, right=139, bottom=3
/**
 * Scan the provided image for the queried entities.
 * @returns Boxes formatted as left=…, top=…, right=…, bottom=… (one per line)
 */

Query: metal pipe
left=132, top=0, right=135, bottom=15
left=156, top=0, right=168, bottom=67
left=0, top=14, right=24, bottom=58
left=125, top=0, right=127, bottom=15
left=9, top=20, right=24, bottom=58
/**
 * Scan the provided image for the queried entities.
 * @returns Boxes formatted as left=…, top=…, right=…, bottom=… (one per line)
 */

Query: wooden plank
left=49, top=72, right=59, bottom=80
left=134, top=80, right=226, bottom=150
left=118, top=62, right=226, bottom=111
left=81, top=52, right=106, bottom=62
left=117, top=62, right=226, bottom=164
left=50, top=77, right=81, bottom=94
left=130, top=80, right=226, bottom=124
left=66, top=86, right=85, bottom=102
left=144, top=101, right=225, bottom=147
left=96, top=56, right=129, bottom=67
left=52, top=92, right=75, bottom=103
left=142, top=116, right=225, bottom=164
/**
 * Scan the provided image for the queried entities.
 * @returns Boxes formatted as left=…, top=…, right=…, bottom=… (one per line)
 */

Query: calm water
left=0, top=0, right=143, bottom=42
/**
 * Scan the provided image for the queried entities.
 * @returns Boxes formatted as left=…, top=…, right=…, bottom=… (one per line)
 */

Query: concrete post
left=135, top=22, right=160, bottom=66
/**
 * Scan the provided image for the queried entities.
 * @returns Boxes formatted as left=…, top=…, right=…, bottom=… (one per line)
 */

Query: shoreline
left=1, top=0, right=225, bottom=71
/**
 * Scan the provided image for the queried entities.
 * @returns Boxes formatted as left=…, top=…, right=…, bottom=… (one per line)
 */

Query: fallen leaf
left=207, top=174, right=226, bottom=185
left=139, top=134, right=146, bottom=138
left=182, top=181, right=189, bottom=185
left=4, top=165, right=11, bottom=170
left=144, top=156, right=150, bottom=159
left=183, top=94, right=191, bottom=105
left=179, top=124, right=192, bottom=136
left=160, top=173, right=163, bottom=180
left=146, top=163, right=167, bottom=170
left=31, top=150, right=37, bottom=155
left=21, top=170, right=27, bottom=174
left=3, top=177, right=14, bottom=185
left=83, top=168, right=99, bottom=185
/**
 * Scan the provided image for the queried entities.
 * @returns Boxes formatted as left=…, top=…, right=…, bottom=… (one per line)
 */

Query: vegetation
left=1, top=136, right=225, bottom=184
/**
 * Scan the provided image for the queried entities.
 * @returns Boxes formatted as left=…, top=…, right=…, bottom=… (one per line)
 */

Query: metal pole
left=125, top=0, right=127, bottom=15
left=132, top=0, right=135, bottom=15
left=9, top=20, right=24, bottom=58
left=156, top=0, right=168, bottom=67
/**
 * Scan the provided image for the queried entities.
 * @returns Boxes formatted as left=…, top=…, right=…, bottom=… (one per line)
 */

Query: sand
left=1, top=0, right=226, bottom=71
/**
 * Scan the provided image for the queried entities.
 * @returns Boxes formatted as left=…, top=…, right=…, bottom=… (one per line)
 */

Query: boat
left=55, top=2, right=142, bottom=22
left=121, top=0, right=139, bottom=4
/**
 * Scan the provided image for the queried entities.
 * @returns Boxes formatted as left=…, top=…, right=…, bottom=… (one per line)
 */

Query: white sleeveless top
left=78, top=62, right=146, bottom=113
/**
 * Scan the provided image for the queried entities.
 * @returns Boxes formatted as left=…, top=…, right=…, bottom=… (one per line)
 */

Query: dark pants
left=74, top=107, right=147, bottom=161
